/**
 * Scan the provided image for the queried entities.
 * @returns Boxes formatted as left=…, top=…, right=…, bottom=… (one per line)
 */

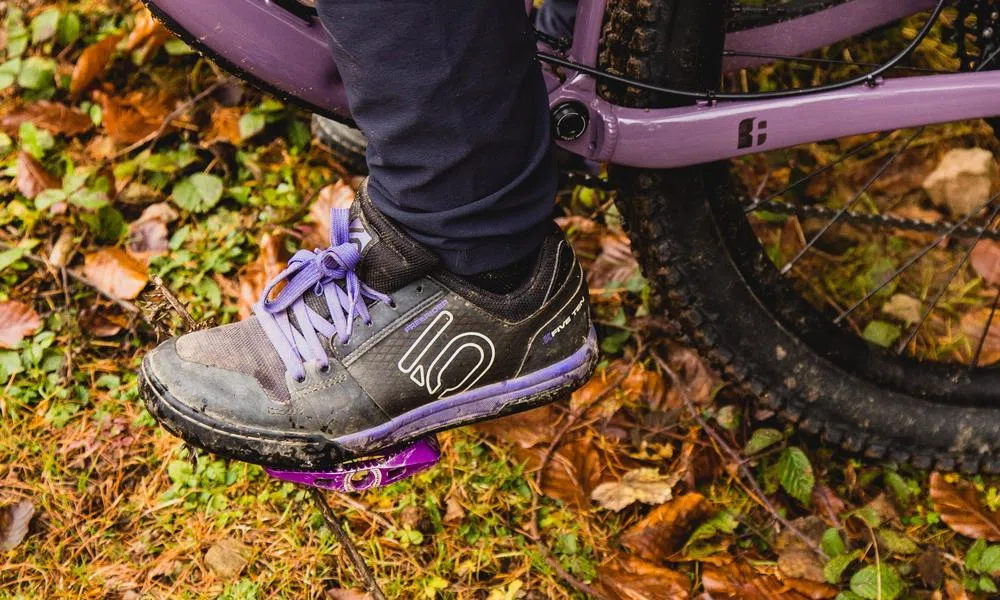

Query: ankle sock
left=464, top=251, right=540, bottom=294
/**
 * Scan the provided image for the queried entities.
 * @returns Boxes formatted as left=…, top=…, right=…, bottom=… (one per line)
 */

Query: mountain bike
left=143, top=0, right=1000, bottom=489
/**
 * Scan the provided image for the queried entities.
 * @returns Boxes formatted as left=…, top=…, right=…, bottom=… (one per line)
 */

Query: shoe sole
left=138, top=328, right=599, bottom=471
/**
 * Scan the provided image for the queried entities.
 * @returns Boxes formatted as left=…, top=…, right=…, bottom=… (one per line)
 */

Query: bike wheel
left=312, top=115, right=369, bottom=175
left=600, top=0, right=1000, bottom=472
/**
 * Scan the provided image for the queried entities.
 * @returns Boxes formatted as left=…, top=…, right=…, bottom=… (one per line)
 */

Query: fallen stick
left=310, top=487, right=388, bottom=600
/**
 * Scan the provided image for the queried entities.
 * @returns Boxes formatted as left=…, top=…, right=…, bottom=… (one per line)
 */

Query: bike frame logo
left=737, top=117, right=768, bottom=149
left=398, top=311, right=496, bottom=398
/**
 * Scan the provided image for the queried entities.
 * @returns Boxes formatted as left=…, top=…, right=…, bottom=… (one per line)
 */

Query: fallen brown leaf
left=80, top=308, right=129, bottom=338
left=620, top=493, right=712, bottom=563
left=82, top=248, right=149, bottom=300
left=127, top=219, right=168, bottom=262
left=0, top=501, right=35, bottom=552
left=568, top=361, right=627, bottom=418
left=16, top=152, right=60, bottom=200
left=665, top=347, right=719, bottom=406
left=126, top=203, right=177, bottom=262
left=1, top=101, right=93, bottom=136
left=783, top=578, right=839, bottom=600
left=71, top=34, right=124, bottom=97
left=443, top=495, right=465, bottom=523
left=528, top=435, right=607, bottom=508
left=916, top=550, right=944, bottom=589
left=923, top=148, right=999, bottom=217
left=204, top=106, right=243, bottom=146
left=702, top=562, right=825, bottom=600
left=326, top=590, right=371, bottom=600
left=125, top=10, right=173, bottom=64
left=587, top=232, right=639, bottom=290
left=591, top=468, right=681, bottom=512
left=94, top=91, right=164, bottom=145
left=237, top=233, right=286, bottom=320
left=474, top=405, right=560, bottom=449
left=0, top=301, right=42, bottom=348
left=882, top=294, right=922, bottom=324
left=305, top=180, right=356, bottom=248
left=773, top=517, right=827, bottom=584
left=620, top=362, right=669, bottom=413
left=204, top=538, right=249, bottom=579
left=137, top=202, right=180, bottom=224
left=811, top=484, right=847, bottom=525
left=971, top=241, right=1000, bottom=286
left=598, top=555, right=690, bottom=600
left=930, top=471, right=1000, bottom=541
left=48, top=228, right=75, bottom=268
left=945, top=578, right=972, bottom=600
left=125, top=11, right=159, bottom=50
left=777, top=549, right=825, bottom=584
left=960, top=309, right=1000, bottom=365
left=86, top=135, right=118, bottom=161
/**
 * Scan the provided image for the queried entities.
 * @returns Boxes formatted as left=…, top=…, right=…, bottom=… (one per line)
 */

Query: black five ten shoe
left=139, top=180, right=597, bottom=470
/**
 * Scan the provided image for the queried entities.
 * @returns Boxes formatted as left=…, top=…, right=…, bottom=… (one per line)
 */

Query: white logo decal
left=398, top=311, right=495, bottom=398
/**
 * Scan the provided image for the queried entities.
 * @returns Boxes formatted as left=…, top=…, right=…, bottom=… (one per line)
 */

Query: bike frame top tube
left=143, top=0, right=1000, bottom=170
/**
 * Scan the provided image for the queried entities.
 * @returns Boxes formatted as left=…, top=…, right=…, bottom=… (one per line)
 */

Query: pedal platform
left=264, top=437, right=441, bottom=492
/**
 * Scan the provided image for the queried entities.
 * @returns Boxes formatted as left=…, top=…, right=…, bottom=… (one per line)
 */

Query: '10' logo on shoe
left=398, top=311, right=496, bottom=398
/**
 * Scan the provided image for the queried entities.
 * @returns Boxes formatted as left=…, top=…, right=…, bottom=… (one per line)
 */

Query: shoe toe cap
left=142, top=337, right=291, bottom=430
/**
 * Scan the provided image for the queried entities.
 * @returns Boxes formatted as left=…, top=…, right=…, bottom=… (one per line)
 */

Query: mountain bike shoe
left=138, top=181, right=598, bottom=471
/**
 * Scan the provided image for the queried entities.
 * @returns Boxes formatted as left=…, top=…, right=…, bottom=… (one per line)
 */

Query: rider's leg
left=315, top=0, right=556, bottom=281
left=138, top=0, right=596, bottom=469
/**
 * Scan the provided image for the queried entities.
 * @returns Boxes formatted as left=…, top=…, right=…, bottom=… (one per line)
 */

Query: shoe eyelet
left=415, top=285, right=423, bottom=293
left=294, top=374, right=306, bottom=384
left=365, top=321, right=374, bottom=328
left=341, top=337, right=351, bottom=346
left=319, top=364, right=331, bottom=374
left=388, top=300, right=397, bottom=309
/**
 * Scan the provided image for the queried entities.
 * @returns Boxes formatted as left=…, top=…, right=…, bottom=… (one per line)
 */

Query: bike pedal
left=264, top=436, right=441, bottom=492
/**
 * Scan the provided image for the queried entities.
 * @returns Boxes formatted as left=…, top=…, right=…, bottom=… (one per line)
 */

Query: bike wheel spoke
left=972, top=288, right=1000, bottom=367
left=896, top=203, right=1000, bottom=355
left=834, top=190, right=1000, bottom=324
left=745, top=132, right=892, bottom=213
left=779, top=128, right=924, bottom=275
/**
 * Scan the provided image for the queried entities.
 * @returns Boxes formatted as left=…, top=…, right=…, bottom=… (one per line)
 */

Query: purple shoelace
left=256, top=208, right=391, bottom=382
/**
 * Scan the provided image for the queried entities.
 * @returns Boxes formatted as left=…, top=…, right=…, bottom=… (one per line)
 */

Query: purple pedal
left=264, top=437, right=441, bottom=492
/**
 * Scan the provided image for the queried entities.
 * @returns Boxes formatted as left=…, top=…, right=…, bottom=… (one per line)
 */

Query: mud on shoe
left=139, top=182, right=598, bottom=470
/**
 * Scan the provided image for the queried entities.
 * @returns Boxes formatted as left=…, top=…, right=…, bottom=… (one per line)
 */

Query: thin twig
left=113, top=78, right=229, bottom=159
left=0, top=242, right=139, bottom=313
left=310, top=488, right=387, bottom=600
left=650, top=349, right=824, bottom=557
left=151, top=275, right=198, bottom=331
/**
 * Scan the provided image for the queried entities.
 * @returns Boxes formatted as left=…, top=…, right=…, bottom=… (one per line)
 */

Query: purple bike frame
left=146, top=0, right=997, bottom=170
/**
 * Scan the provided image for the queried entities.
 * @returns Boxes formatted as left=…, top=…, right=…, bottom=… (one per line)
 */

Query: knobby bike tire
left=599, top=0, right=1000, bottom=473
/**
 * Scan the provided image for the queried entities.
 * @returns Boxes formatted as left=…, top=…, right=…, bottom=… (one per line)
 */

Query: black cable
left=537, top=0, right=946, bottom=101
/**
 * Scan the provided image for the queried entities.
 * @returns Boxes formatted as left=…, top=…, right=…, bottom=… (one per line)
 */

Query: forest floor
left=3, top=2, right=1000, bottom=599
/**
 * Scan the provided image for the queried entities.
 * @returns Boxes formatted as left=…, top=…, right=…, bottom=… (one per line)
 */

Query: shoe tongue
left=350, top=182, right=439, bottom=294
